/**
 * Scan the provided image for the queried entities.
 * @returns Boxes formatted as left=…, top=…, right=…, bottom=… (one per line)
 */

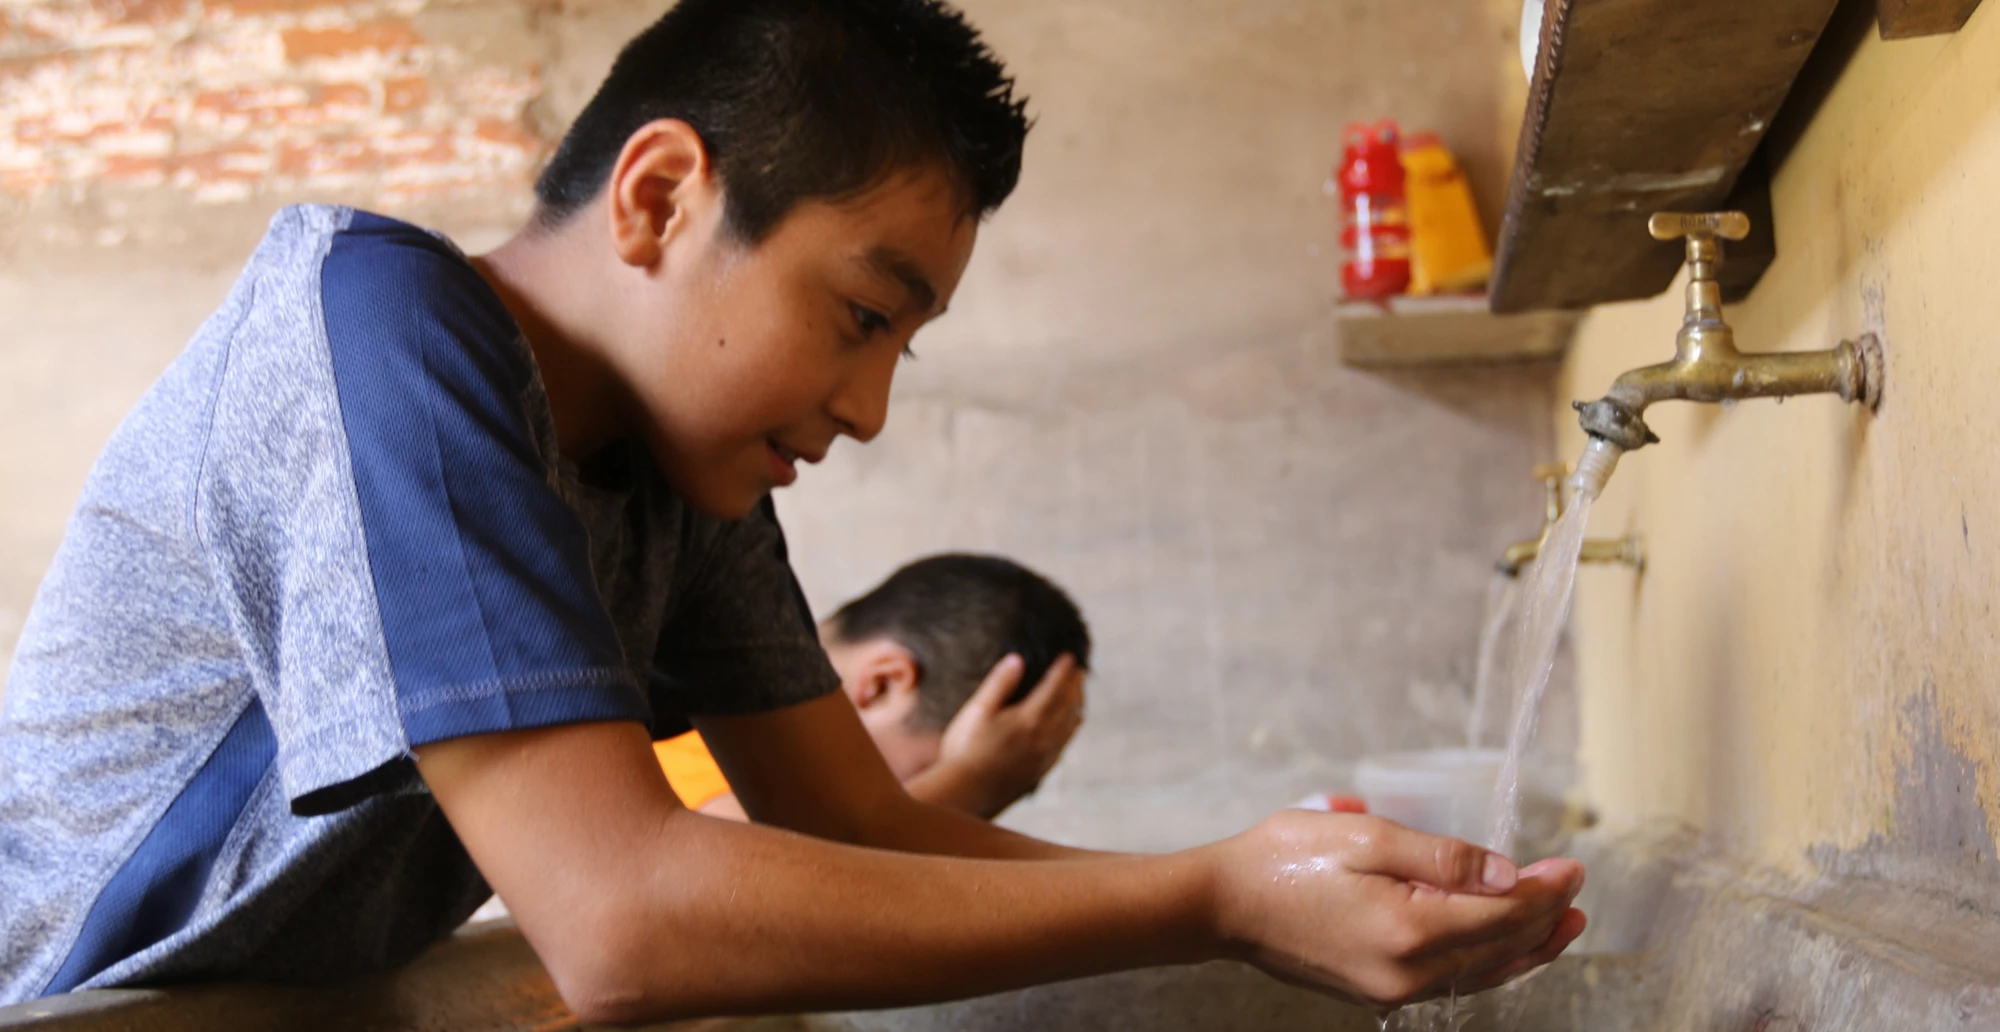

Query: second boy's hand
left=904, top=652, right=1087, bottom=818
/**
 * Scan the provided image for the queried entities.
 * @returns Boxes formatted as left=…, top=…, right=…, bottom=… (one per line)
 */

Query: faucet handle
left=1648, top=211, right=1750, bottom=241
left=1650, top=211, right=1748, bottom=297
left=1531, top=462, right=1566, bottom=522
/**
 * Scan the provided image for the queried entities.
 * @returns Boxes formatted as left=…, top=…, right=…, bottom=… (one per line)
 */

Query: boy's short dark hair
left=533, top=0, right=1031, bottom=242
left=826, top=554, right=1091, bottom=731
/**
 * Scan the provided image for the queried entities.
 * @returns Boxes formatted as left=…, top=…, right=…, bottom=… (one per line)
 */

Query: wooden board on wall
left=1336, top=296, right=1578, bottom=367
left=1489, top=0, right=1842, bottom=313
left=1878, top=0, right=1985, bottom=38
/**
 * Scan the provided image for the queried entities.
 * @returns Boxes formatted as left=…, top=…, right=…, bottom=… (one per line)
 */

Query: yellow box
left=1401, top=134, right=1493, bottom=296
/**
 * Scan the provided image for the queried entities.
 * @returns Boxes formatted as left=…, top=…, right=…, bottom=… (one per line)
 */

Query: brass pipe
left=1572, top=211, right=1883, bottom=452
left=1496, top=463, right=1644, bottom=578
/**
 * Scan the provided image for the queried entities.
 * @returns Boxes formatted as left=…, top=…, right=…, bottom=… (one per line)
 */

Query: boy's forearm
left=853, top=789, right=1103, bottom=859
left=703, top=775, right=1091, bottom=858
left=575, top=810, right=1218, bottom=1023
left=901, top=758, right=1026, bottom=820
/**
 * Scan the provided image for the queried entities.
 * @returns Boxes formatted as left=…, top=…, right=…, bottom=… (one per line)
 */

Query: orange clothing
left=654, top=732, right=733, bottom=809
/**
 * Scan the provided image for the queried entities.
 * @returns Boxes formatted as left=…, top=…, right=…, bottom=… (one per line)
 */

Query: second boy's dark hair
left=534, top=0, right=1031, bottom=242
left=826, top=554, right=1091, bottom=731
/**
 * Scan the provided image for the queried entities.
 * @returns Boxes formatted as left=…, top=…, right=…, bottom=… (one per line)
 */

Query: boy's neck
left=471, top=217, right=637, bottom=463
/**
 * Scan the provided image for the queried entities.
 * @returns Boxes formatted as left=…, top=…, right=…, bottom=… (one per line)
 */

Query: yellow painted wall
left=1559, top=10, right=2000, bottom=878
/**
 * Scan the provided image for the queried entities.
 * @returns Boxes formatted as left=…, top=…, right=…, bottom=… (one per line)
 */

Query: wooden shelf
left=1488, top=0, right=1842, bottom=313
left=1880, top=0, right=1985, bottom=38
left=1335, top=294, right=1579, bottom=367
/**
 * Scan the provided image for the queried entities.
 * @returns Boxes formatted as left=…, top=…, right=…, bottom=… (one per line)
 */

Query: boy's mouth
left=767, top=440, right=815, bottom=486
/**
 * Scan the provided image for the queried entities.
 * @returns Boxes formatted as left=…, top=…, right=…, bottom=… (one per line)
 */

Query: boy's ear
left=604, top=118, right=719, bottom=269
left=850, top=641, right=922, bottom=712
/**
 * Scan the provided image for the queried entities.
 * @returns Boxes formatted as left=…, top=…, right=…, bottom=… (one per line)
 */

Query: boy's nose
left=828, top=353, right=895, bottom=443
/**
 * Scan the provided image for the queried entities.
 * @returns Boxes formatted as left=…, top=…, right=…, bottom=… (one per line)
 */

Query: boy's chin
left=672, top=475, right=770, bottom=522
left=648, top=448, right=774, bottom=520
left=682, top=484, right=767, bottom=521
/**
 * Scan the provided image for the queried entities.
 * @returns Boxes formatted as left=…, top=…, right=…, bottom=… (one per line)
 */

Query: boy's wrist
left=907, top=755, right=1020, bottom=818
left=1180, top=839, right=1245, bottom=964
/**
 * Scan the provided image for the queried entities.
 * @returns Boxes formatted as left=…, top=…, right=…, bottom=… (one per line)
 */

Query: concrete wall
left=1559, top=7, right=2000, bottom=892
left=0, top=0, right=1555, bottom=846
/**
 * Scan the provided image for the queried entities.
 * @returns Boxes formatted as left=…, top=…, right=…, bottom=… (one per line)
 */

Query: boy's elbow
left=558, top=977, right=653, bottom=1028
left=537, top=907, right=693, bottom=1027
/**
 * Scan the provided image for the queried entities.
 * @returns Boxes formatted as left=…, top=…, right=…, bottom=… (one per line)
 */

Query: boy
left=0, top=0, right=1585, bottom=1020
left=662, top=553, right=1093, bottom=821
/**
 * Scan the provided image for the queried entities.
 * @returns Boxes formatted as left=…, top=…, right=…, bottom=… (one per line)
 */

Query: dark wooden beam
left=1490, top=0, right=1842, bottom=313
left=1878, top=0, right=1984, bottom=38
left=1872, top=0, right=1984, bottom=37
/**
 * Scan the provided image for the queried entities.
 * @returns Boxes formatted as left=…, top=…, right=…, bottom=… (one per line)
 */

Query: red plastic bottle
left=1336, top=120, right=1412, bottom=300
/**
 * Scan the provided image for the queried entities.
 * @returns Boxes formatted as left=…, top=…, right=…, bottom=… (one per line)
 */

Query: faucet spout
left=1572, top=212, right=1882, bottom=452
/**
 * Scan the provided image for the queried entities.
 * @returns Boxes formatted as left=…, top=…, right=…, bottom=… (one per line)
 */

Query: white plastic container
left=1353, top=748, right=1505, bottom=843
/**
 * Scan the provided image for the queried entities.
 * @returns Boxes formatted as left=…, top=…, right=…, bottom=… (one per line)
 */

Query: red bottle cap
left=1337, top=119, right=1405, bottom=198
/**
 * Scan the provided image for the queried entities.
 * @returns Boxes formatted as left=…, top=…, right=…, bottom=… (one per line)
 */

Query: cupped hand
left=1209, top=810, right=1586, bottom=1009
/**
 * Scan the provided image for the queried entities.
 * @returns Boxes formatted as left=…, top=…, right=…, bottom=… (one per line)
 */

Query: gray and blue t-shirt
left=0, top=205, right=839, bottom=1003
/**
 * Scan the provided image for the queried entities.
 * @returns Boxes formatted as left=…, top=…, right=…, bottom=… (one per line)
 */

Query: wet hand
left=1209, top=811, right=1586, bottom=1009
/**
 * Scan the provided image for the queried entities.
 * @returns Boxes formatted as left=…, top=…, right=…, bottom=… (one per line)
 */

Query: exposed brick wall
left=0, top=0, right=548, bottom=210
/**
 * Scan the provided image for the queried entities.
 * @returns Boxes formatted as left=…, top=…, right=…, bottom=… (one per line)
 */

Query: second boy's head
left=525, top=0, right=1030, bottom=519
left=820, top=554, right=1092, bottom=778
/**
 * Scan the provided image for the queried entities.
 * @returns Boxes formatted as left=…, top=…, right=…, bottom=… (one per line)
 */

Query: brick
left=174, top=145, right=270, bottom=179
left=193, top=86, right=314, bottom=114
left=100, top=153, right=168, bottom=182
left=381, top=75, right=425, bottom=113
left=274, top=141, right=314, bottom=175
left=90, top=128, right=173, bottom=155
left=91, top=0, right=193, bottom=25
left=317, top=81, right=372, bottom=110
left=472, top=117, right=535, bottom=150
left=280, top=19, right=421, bottom=61
left=377, top=131, right=454, bottom=161
left=205, top=0, right=350, bottom=17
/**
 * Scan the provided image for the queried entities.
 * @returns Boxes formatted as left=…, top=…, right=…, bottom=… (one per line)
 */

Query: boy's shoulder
left=316, top=208, right=490, bottom=306
left=240, top=204, right=495, bottom=328
left=238, top=204, right=495, bottom=333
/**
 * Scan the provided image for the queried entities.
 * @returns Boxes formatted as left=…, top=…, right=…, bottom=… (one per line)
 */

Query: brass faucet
left=1572, top=211, right=1883, bottom=452
left=1497, top=463, right=1643, bottom=578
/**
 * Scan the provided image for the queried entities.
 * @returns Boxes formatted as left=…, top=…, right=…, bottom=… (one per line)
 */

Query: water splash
left=1393, top=982, right=1472, bottom=1031
left=1484, top=439, right=1622, bottom=858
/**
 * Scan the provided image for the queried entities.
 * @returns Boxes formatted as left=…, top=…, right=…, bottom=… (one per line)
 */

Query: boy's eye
left=849, top=302, right=892, bottom=337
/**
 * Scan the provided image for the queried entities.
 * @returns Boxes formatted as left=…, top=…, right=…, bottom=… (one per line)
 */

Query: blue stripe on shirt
left=43, top=698, right=277, bottom=995
left=320, top=212, right=647, bottom=745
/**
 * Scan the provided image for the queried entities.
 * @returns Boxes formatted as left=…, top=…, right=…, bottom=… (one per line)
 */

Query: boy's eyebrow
left=857, top=247, right=939, bottom=316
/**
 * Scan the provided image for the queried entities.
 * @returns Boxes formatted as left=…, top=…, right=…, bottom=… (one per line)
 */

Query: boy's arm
left=419, top=720, right=1585, bottom=1025
left=694, top=691, right=1093, bottom=859
left=703, top=652, right=1085, bottom=824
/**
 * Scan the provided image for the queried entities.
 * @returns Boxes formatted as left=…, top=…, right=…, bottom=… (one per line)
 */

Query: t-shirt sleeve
left=649, top=498, right=841, bottom=724
left=198, top=209, right=647, bottom=817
